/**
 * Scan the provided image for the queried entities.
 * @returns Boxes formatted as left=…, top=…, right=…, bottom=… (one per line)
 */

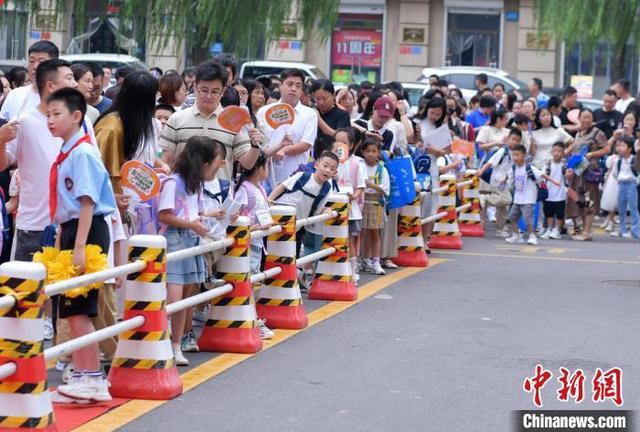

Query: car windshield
left=310, top=68, right=327, bottom=79
left=505, top=74, right=528, bottom=90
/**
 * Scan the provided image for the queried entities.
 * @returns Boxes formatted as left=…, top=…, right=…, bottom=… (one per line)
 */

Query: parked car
left=60, top=53, right=147, bottom=86
left=0, top=59, right=27, bottom=75
left=239, top=61, right=327, bottom=81
left=400, top=82, right=428, bottom=115
left=417, top=66, right=529, bottom=101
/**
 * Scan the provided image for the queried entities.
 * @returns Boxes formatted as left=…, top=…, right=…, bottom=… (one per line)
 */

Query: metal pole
left=456, top=180, right=473, bottom=188
left=250, top=225, right=282, bottom=240
left=421, top=211, right=449, bottom=225
left=45, top=261, right=147, bottom=297
left=295, top=211, right=338, bottom=229
left=296, top=247, right=336, bottom=267
left=0, top=362, right=17, bottom=381
left=166, top=238, right=233, bottom=262
left=455, top=203, right=472, bottom=213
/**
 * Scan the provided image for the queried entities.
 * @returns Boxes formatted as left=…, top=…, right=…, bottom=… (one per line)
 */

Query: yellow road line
left=436, top=250, right=639, bottom=265
left=73, top=261, right=446, bottom=432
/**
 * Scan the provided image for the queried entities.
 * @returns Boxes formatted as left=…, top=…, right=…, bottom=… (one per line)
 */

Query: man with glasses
left=159, top=62, right=261, bottom=181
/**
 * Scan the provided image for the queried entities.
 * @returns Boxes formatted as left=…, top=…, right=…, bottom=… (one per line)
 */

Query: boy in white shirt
left=541, top=142, right=567, bottom=240
left=506, top=145, right=559, bottom=245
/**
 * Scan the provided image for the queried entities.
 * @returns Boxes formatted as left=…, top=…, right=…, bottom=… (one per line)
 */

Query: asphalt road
left=93, top=230, right=640, bottom=431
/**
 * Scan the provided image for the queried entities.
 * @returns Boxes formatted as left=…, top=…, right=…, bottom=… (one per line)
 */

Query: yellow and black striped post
left=0, top=261, right=56, bottom=432
left=198, top=216, right=262, bottom=354
left=458, top=169, right=485, bottom=237
left=309, top=194, right=357, bottom=301
left=393, top=188, right=428, bottom=267
left=108, top=235, right=182, bottom=400
left=256, top=206, right=308, bottom=329
left=428, top=174, right=463, bottom=250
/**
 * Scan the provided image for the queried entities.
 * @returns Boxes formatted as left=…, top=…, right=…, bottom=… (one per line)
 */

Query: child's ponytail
left=174, top=136, right=224, bottom=195
left=234, top=152, right=267, bottom=194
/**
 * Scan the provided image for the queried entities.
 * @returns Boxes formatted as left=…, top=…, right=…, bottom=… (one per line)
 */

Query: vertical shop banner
left=331, top=29, right=382, bottom=68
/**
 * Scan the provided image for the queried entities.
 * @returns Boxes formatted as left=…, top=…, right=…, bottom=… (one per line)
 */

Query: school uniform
left=53, top=129, right=116, bottom=318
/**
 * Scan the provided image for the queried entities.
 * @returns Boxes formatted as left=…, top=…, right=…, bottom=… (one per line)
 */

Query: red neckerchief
left=49, top=134, right=91, bottom=222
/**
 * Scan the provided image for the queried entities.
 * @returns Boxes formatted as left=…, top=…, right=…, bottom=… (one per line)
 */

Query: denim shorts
left=165, top=227, right=206, bottom=285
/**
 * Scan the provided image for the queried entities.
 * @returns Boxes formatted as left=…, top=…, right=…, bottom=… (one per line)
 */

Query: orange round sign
left=120, top=160, right=161, bottom=201
left=218, top=106, right=253, bottom=133
left=452, top=139, right=474, bottom=158
left=265, top=103, right=295, bottom=129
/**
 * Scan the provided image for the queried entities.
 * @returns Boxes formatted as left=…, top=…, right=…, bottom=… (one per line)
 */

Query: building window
left=446, top=12, right=500, bottom=67
left=330, top=13, right=383, bottom=84
left=0, top=10, right=28, bottom=59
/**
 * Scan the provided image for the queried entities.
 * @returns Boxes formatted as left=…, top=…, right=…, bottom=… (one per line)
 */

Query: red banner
left=331, top=29, right=382, bottom=68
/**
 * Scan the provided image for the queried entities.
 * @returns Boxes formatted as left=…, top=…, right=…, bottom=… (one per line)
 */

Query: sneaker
left=361, top=259, right=374, bottom=274
left=257, top=319, right=274, bottom=340
left=44, top=319, right=54, bottom=341
left=51, top=390, right=91, bottom=405
left=622, top=232, right=632, bottom=239
left=549, top=228, right=562, bottom=240
left=353, top=272, right=360, bottom=285
left=57, top=375, right=112, bottom=402
left=372, top=261, right=386, bottom=275
left=540, top=229, right=552, bottom=240
left=382, top=259, right=398, bottom=269
left=55, top=360, right=68, bottom=372
left=505, top=233, right=523, bottom=244
left=172, top=344, right=189, bottom=367
left=604, top=221, right=614, bottom=232
left=610, top=231, right=621, bottom=238
left=297, top=270, right=310, bottom=293
left=61, top=363, right=74, bottom=384
left=192, top=307, right=209, bottom=324
left=495, top=228, right=510, bottom=238
left=181, top=330, right=199, bottom=353
left=527, top=234, right=538, bottom=246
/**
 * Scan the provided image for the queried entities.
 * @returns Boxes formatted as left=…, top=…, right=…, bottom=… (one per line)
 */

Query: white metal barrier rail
left=420, top=203, right=471, bottom=225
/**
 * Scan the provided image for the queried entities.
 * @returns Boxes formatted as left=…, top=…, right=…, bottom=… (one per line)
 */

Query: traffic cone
left=309, top=194, right=357, bottom=301
left=458, top=170, right=485, bottom=237
left=393, top=192, right=428, bottom=267
left=256, top=206, right=308, bottom=329
left=0, top=262, right=56, bottom=432
left=429, top=174, right=464, bottom=250
left=198, top=216, right=262, bottom=354
left=108, top=235, right=182, bottom=400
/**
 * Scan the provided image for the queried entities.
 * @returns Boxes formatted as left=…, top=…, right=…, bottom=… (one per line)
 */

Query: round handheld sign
left=120, top=160, right=161, bottom=201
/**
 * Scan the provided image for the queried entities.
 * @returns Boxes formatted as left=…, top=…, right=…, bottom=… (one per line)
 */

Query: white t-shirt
left=133, top=118, right=161, bottom=166
left=202, top=178, right=226, bottom=239
left=486, top=147, right=511, bottom=188
left=546, top=161, right=567, bottom=202
left=158, top=175, right=202, bottom=222
left=531, top=127, right=572, bottom=168
left=613, top=154, right=637, bottom=183
left=6, top=108, right=96, bottom=231
left=508, top=164, right=543, bottom=205
left=0, top=86, right=40, bottom=120
left=364, top=163, right=390, bottom=196
left=235, top=181, right=269, bottom=246
left=335, top=156, right=366, bottom=220
left=257, top=100, right=318, bottom=187
left=278, top=172, right=329, bottom=235
left=615, top=97, right=635, bottom=114
left=476, top=126, right=509, bottom=153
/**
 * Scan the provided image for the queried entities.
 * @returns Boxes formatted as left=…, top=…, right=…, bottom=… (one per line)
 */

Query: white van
left=239, top=61, right=326, bottom=81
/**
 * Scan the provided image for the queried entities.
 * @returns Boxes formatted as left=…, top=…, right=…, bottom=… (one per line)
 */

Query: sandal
left=572, top=234, right=592, bottom=241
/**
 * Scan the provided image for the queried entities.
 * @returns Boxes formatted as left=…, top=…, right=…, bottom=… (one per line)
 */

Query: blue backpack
left=409, top=146, right=431, bottom=174
left=203, top=179, right=230, bottom=204
left=275, top=172, right=339, bottom=217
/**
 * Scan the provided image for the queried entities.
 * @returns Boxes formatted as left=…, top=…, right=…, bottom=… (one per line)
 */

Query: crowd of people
left=0, top=40, right=639, bottom=404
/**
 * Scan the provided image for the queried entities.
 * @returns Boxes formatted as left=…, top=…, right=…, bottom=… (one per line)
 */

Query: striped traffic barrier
left=458, top=170, right=484, bottom=237
left=198, top=216, right=262, bottom=354
left=256, top=206, right=309, bottom=330
left=393, top=190, right=428, bottom=268
left=309, top=194, right=357, bottom=301
left=0, top=262, right=55, bottom=431
left=108, top=235, right=182, bottom=400
left=428, top=174, right=464, bottom=250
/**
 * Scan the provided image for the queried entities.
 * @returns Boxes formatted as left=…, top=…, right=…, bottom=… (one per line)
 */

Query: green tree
left=534, top=0, right=640, bottom=81
left=8, top=0, right=339, bottom=59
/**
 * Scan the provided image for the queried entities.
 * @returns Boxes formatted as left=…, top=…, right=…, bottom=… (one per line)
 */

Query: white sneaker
left=605, top=221, right=615, bottom=232
left=44, top=319, right=54, bottom=341
left=495, top=228, right=510, bottom=238
left=57, top=375, right=112, bottom=402
left=361, top=259, right=374, bottom=274
left=180, top=330, right=199, bottom=353
left=540, top=228, right=552, bottom=240
left=505, top=233, right=523, bottom=243
left=55, top=360, right=68, bottom=372
left=51, top=390, right=91, bottom=405
left=382, top=259, right=398, bottom=269
left=549, top=228, right=561, bottom=240
left=257, top=319, right=274, bottom=340
left=527, top=234, right=538, bottom=246
left=610, top=231, right=621, bottom=237
left=192, top=306, right=209, bottom=324
left=172, top=344, right=189, bottom=367
left=353, top=272, right=360, bottom=285
left=372, top=261, right=386, bottom=275
left=622, top=232, right=632, bottom=239
left=61, top=363, right=74, bottom=384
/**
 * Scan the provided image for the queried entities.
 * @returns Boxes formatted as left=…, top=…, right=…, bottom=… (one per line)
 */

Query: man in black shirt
left=593, top=90, right=623, bottom=138
left=558, top=86, right=581, bottom=136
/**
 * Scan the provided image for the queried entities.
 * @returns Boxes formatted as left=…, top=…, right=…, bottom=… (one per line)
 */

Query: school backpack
left=511, top=163, right=548, bottom=202
left=274, top=172, right=340, bottom=218
left=480, top=146, right=510, bottom=184
left=408, top=145, right=431, bottom=174
left=135, top=174, right=175, bottom=235
left=203, top=179, right=230, bottom=205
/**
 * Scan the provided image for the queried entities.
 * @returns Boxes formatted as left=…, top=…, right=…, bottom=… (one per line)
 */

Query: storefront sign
left=570, top=75, right=593, bottom=98
left=331, top=29, right=382, bottom=68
